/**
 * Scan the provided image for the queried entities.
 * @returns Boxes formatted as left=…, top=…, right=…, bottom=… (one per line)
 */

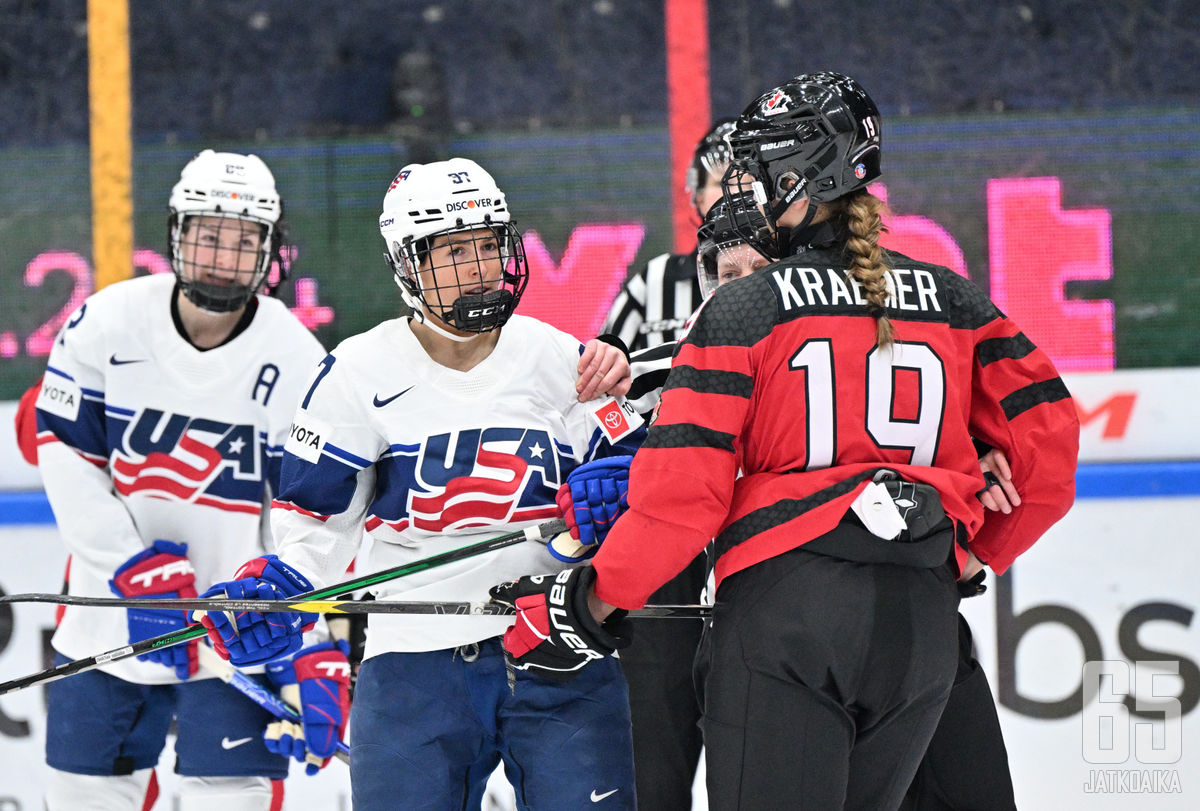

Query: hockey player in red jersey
left=492, top=72, right=1080, bottom=810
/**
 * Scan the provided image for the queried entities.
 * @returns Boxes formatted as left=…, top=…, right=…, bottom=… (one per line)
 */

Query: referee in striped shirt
left=603, top=118, right=736, bottom=354
left=601, top=118, right=736, bottom=811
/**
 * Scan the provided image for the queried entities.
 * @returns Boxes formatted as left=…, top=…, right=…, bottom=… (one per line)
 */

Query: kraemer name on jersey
left=770, top=265, right=945, bottom=318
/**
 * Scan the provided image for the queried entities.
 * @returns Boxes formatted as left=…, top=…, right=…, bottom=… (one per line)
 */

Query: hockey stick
left=0, top=593, right=710, bottom=619
left=195, top=644, right=351, bottom=764
left=0, top=518, right=565, bottom=696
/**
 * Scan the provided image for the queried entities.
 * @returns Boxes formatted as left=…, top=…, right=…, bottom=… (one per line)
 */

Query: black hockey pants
left=699, top=519, right=961, bottom=810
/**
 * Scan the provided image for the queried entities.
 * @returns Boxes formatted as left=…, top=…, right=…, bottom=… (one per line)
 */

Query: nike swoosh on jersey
left=373, top=386, right=414, bottom=408
left=590, top=789, right=619, bottom=802
left=220, top=736, right=254, bottom=750
left=109, top=354, right=146, bottom=366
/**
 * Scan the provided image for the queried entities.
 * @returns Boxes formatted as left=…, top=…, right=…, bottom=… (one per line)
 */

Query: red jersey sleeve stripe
left=976, top=333, right=1036, bottom=365
left=999, top=378, right=1072, bottom=420
left=662, top=365, right=754, bottom=398
left=673, top=342, right=753, bottom=372
left=641, top=422, right=737, bottom=453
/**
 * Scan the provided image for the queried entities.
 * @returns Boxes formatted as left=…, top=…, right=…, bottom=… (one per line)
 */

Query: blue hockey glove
left=264, top=640, right=352, bottom=775
left=489, top=565, right=632, bottom=683
left=550, top=456, right=632, bottom=562
left=110, top=540, right=198, bottom=680
left=197, top=556, right=316, bottom=667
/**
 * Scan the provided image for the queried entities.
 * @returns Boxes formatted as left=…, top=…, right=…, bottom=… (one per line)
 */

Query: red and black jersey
left=593, top=247, right=1080, bottom=610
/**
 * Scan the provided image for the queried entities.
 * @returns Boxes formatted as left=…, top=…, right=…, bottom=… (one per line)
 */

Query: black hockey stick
left=0, top=590, right=709, bottom=618
left=0, top=518, right=565, bottom=696
left=0, top=592, right=710, bottom=618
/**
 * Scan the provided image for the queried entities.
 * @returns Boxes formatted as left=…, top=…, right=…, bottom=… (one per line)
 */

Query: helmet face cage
left=389, top=220, right=528, bottom=334
left=167, top=150, right=283, bottom=313
left=696, top=192, right=778, bottom=298
left=724, top=72, right=882, bottom=233
left=169, top=212, right=279, bottom=313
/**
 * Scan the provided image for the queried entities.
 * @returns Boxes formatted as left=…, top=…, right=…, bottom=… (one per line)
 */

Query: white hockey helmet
left=379, top=158, right=528, bottom=333
left=168, top=149, right=284, bottom=312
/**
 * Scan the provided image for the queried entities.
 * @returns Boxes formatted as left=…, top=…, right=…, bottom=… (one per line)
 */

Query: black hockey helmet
left=696, top=191, right=777, bottom=298
left=725, top=71, right=882, bottom=228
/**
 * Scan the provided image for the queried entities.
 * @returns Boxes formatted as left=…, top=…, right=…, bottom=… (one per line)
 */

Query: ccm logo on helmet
left=445, top=197, right=492, bottom=212
left=224, top=163, right=245, bottom=176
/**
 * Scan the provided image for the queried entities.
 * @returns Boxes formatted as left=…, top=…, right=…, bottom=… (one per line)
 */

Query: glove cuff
left=957, top=568, right=987, bottom=598
left=570, top=566, right=631, bottom=652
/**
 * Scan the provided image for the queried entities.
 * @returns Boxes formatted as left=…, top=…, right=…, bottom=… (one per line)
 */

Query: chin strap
left=411, top=307, right=478, bottom=343
left=780, top=203, right=830, bottom=255
left=767, top=188, right=820, bottom=257
left=396, top=276, right=477, bottom=343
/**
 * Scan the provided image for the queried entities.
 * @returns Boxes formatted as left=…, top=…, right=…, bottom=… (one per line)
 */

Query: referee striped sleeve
left=602, top=253, right=704, bottom=352
left=626, top=341, right=677, bottom=417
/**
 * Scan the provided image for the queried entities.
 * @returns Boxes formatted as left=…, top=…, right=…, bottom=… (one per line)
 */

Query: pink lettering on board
left=987, top=177, right=1114, bottom=371
left=519, top=224, right=646, bottom=340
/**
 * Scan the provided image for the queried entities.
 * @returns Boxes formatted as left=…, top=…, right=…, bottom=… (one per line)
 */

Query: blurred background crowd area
left=3, top=0, right=1197, bottom=144
left=0, top=0, right=1198, bottom=399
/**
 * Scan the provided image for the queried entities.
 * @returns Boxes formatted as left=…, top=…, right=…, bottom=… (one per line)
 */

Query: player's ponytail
left=835, top=190, right=893, bottom=348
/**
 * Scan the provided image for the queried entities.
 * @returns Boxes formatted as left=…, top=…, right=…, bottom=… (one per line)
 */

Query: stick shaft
left=0, top=519, right=565, bottom=696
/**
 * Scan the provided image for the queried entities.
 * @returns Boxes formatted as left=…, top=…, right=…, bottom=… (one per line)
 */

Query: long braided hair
left=827, top=189, right=893, bottom=348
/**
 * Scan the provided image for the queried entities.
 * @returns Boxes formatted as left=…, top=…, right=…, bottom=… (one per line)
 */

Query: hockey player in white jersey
left=34, top=150, right=330, bottom=810
left=199, top=158, right=643, bottom=809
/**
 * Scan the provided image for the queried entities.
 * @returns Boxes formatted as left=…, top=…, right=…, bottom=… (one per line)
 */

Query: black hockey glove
left=489, top=565, right=632, bottom=683
left=957, top=568, right=988, bottom=598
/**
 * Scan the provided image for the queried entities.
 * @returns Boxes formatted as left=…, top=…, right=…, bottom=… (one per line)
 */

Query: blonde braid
left=841, top=191, right=893, bottom=348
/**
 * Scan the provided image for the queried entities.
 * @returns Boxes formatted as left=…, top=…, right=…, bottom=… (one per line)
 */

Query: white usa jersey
left=272, top=315, right=644, bottom=656
left=35, top=273, right=325, bottom=683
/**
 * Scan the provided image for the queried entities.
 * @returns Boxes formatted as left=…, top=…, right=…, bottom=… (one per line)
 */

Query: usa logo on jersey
left=365, top=426, right=571, bottom=534
left=107, top=407, right=267, bottom=513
